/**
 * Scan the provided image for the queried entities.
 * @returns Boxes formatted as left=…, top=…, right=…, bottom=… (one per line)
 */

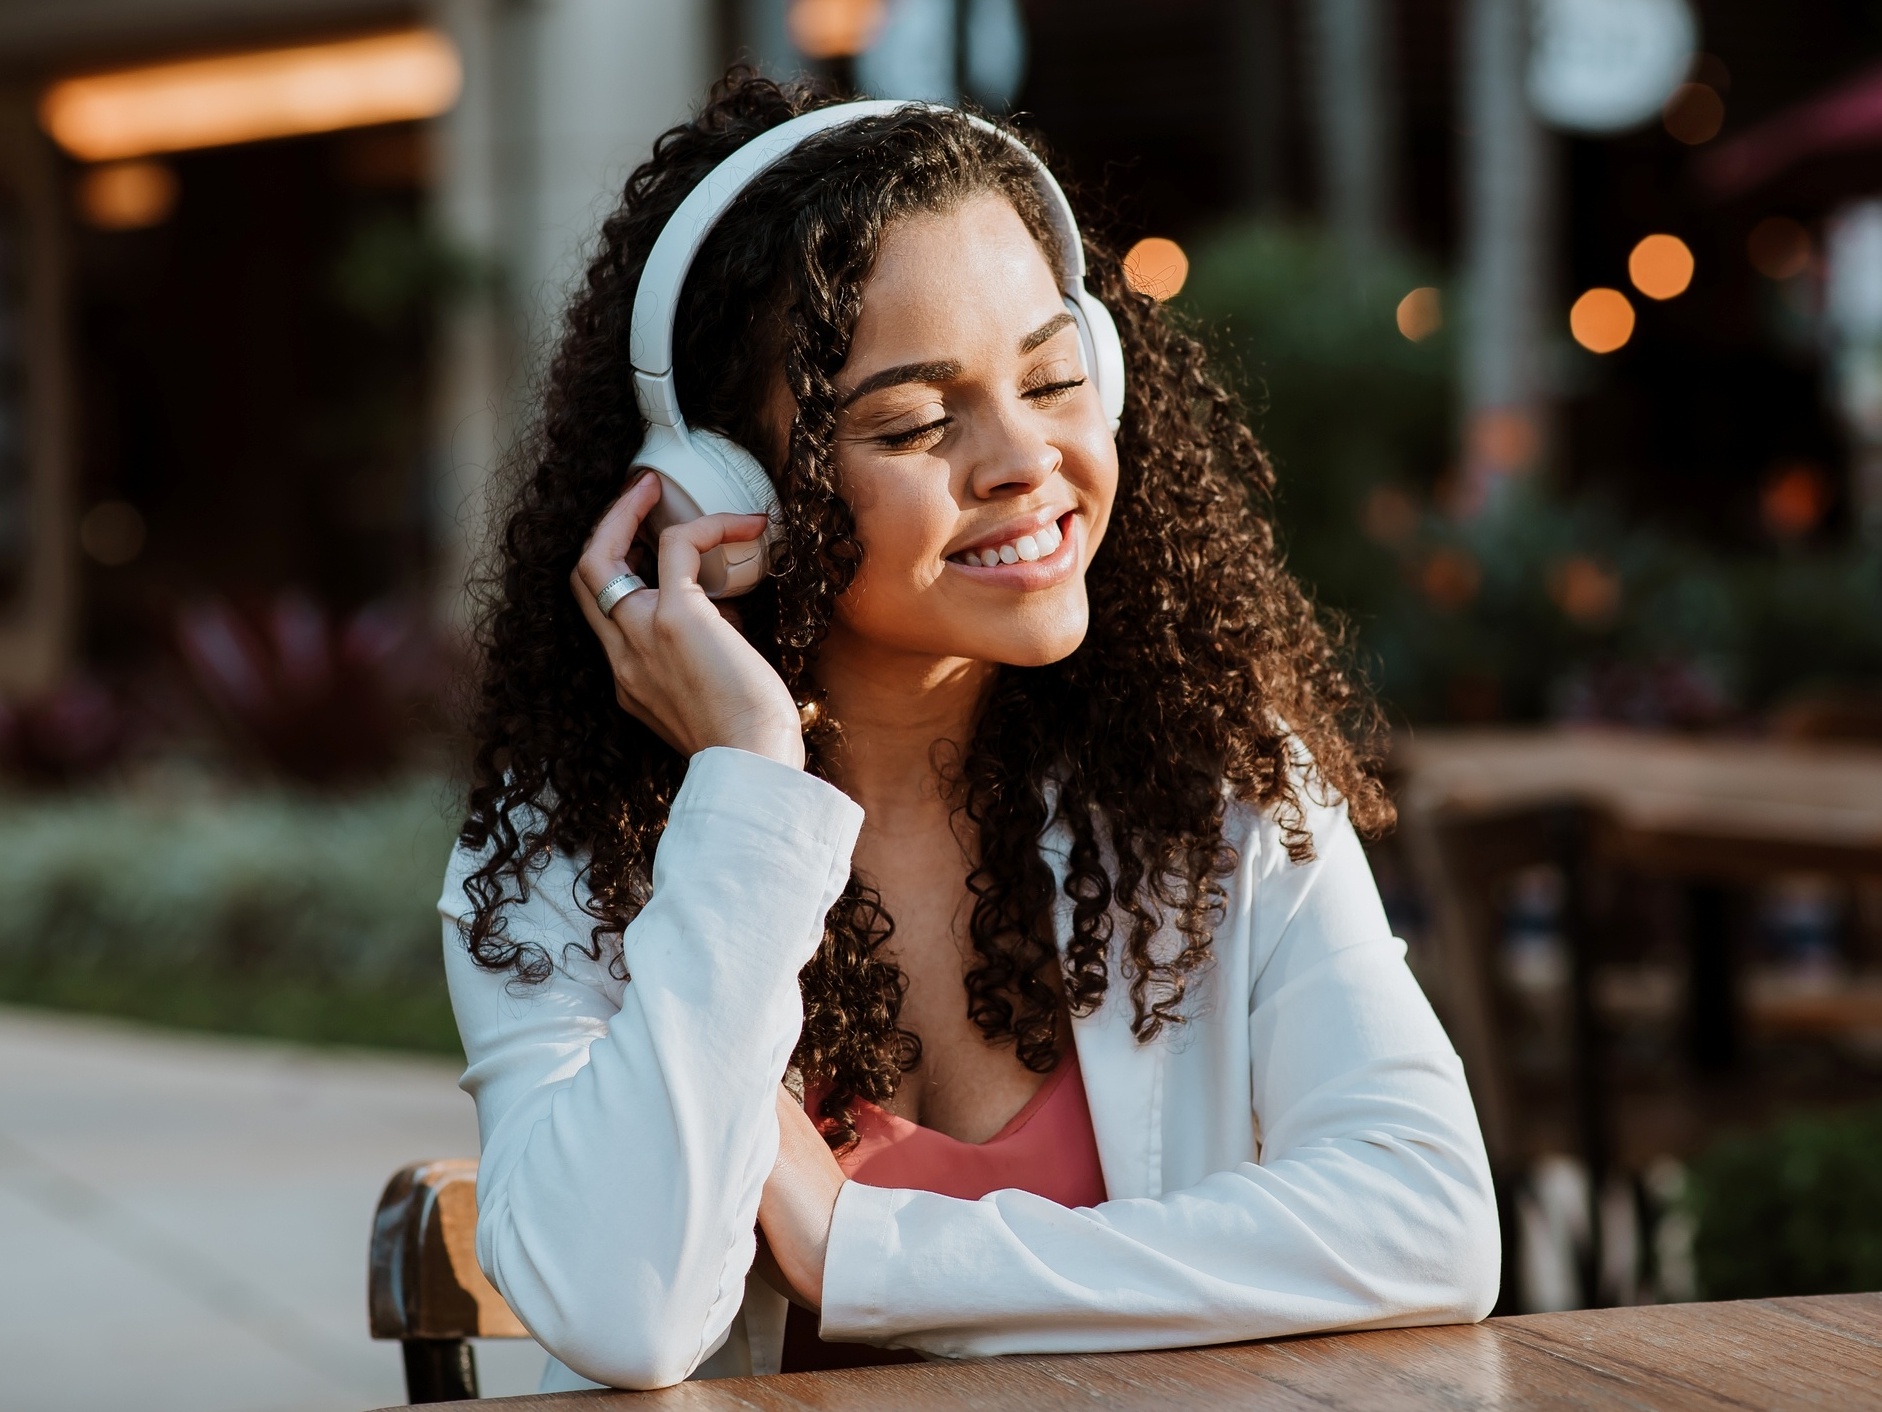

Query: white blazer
left=440, top=746, right=1498, bottom=1391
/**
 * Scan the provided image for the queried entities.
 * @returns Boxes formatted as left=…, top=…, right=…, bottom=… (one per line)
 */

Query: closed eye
left=877, top=416, right=951, bottom=449
left=1024, top=377, right=1086, bottom=406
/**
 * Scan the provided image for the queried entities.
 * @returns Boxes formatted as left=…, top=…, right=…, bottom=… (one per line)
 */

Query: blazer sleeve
left=440, top=747, right=863, bottom=1389
left=817, top=789, right=1499, bottom=1357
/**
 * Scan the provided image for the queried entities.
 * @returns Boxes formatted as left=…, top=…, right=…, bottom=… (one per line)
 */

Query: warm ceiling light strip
left=40, top=29, right=462, bottom=162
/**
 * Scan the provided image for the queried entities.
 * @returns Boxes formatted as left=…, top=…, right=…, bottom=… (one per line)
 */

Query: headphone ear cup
left=691, top=430, right=779, bottom=518
left=1068, top=290, right=1126, bottom=434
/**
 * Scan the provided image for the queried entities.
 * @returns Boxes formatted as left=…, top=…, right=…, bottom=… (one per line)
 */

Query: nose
left=964, top=400, right=1060, bottom=501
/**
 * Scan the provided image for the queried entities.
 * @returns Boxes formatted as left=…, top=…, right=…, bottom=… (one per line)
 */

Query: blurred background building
left=4, top=6, right=1882, bottom=1403
left=0, top=0, right=1878, bottom=719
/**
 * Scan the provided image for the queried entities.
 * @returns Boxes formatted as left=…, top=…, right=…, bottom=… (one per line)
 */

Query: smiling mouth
left=947, top=515, right=1067, bottom=567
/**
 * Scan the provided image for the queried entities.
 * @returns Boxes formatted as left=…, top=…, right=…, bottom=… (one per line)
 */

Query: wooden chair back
left=369, top=1159, right=527, bottom=1403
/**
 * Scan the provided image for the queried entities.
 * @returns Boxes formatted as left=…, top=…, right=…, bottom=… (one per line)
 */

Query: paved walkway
left=0, top=1007, right=548, bottom=1411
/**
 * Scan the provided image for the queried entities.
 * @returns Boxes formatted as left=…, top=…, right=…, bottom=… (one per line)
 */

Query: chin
left=967, top=604, right=1090, bottom=668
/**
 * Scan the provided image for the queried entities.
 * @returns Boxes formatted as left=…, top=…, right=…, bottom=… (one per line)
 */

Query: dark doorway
left=70, top=122, right=437, bottom=669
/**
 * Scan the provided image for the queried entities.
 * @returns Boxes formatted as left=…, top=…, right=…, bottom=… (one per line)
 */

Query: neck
left=814, top=629, right=996, bottom=826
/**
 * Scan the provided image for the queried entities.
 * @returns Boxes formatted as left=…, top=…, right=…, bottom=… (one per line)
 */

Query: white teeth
left=950, top=518, right=1069, bottom=567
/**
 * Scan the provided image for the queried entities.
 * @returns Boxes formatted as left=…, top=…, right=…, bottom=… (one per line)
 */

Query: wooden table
left=1397, top=727, right=1882, bottom=883
left=389, top=1294, right=1882, bottom=1410
left=1394, top=728, right=1882, bottom=1307
left=1395, top=727, right=1882, bottom=1152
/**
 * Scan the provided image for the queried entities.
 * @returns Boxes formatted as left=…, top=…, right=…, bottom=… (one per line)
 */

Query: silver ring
left=595, top=572, right=647, bottom=616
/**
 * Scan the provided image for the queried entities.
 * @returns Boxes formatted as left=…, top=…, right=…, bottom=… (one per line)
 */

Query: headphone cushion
left=692, top=430, right=780, bottom=518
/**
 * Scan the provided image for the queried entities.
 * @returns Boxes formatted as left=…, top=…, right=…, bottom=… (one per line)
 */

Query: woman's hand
left=758, top=1083, right=847, bottom=1310
left=571, top=474, right=803, bottom=768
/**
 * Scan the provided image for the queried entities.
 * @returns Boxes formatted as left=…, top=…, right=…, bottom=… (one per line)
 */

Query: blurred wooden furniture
left=370, top=1159, right=528, bottom=1403
left=1396, top=727, right=1882, bottom=1302
left=371, top=1292, right=1882, bottom=1411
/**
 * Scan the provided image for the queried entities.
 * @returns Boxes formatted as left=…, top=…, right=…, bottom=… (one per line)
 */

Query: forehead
left=849, top=194, right=1065, bottom=360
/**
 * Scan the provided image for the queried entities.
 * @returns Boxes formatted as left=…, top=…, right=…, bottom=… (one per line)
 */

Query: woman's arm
left=442, top=748, right=863, bottom=1387
left=810, top=794, right=1499, bottom=1357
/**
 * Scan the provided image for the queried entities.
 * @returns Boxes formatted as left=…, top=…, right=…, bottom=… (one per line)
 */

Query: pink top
left=781, top=1051, right=1108, bottom=1372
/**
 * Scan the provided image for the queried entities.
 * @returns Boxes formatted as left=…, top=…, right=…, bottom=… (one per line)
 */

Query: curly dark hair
left=457, top=70, right=1392, bottom=1146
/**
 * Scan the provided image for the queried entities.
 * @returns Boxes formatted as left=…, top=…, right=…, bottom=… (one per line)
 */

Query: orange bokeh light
left=1628, top=234, right=1694, bottom=301
left=1748, top=217, right=1812, bottom=280
left=40, top=30, right=461, bottom=162
left=1548, top=556, right=1622, bottom=628
left=1123, top=237, right=1189, bottom=301
left=1419, top=548, right=1481, bottom=610
left=786, top=0, right=885, bottom=59
left=1569, top=288, right=1635, bottom=354
left=1761, top=462, right=1830, bottom=538
left=77, top=160, right=178, bottom=229
left=1396, top=286, right=1442, bottom=341
left=1663, top=83, right=1725, bottom=145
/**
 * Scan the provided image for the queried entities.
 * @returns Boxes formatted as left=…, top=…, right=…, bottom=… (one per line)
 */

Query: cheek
left=837, top=458, right=953, bottom=587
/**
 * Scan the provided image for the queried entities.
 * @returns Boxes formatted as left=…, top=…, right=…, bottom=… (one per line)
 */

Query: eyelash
left=872, top=378, right=1087, bottom=449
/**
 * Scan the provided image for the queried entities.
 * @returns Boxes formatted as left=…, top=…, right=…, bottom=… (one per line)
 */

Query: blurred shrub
left=1178, top=223, right=1453, bottom=615
left=0, top=775, right=463, bottom=1052
left=1180, top=220, right=1882, bottom=725
left=1688, top=1105, right=1882, bottom=1298
left=332, top=210, right=488, bottom=330
left=177, top=594, right=444, bottom=787
left=0, top=678, right=139, bottom=786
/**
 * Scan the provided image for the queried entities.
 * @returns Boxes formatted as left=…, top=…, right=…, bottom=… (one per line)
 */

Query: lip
left=942, top=510, right=1080, bottom=590
left=946, top=506, right=1070, bottom=559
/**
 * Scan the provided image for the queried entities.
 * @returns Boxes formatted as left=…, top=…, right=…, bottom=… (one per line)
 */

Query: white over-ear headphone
left=627, top=99, right=1127, bottom=598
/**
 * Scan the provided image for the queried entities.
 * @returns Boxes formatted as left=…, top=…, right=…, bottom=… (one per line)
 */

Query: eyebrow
left=838, top=359, right=961, bottom=410
left=1020, top=310, right=1076, bottom=353
left=837, top=312, right=1081, bottom=410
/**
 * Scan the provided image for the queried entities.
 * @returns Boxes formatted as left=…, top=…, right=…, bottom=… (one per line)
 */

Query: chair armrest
left=369, top=1159, right=528, bottom=1341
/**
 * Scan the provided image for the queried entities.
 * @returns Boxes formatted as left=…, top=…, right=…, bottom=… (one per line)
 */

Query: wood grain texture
left=378, top=1294, right=1882, bottom=1411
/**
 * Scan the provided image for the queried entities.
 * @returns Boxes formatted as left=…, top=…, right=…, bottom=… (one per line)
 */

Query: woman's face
left=822, top=193, right=1119, bottom=669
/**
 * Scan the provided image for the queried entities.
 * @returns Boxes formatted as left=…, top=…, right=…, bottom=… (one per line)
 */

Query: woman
left=442, top=73, right=1497, bottom=1392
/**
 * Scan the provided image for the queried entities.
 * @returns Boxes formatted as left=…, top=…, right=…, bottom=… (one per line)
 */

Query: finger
left=569, top=561, right=654, bottom=650
left=655, top=512, right=770, bottom=595
left=576, top=473, right=663, bottom=595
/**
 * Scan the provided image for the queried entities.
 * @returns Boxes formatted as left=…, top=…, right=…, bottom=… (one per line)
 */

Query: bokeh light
left=39, top=30, right=462, bottom=161
left=1569, top=287, right=1635, bottom=354
left=786, top=0, right=885, bottom=59
left=1123, top=237, right=1189, bottom=301
left=1663, top=82, right=1725, bottom=145
left=1628, top=234, right=1694, bottom=301
left=1747, top=216, right=1813, bottom=280
left=1361, top=484, right=1420, bottom=546
left=1760, top=461, right=1830, bottom=538
left=77, top=160, right=177, bottom=230
left=1548, top=556, right=1622, bottom=627
left=1396, top=286, right=1442, bottom=341
left=78, top=501, right=147, bottom=566
left=1419, top=548, right=1480, bottom=610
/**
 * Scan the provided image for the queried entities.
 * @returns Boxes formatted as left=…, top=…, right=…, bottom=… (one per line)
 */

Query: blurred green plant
left=1178, top=222, right=1454, bottom=617
left=0, top=775, right=463, bottom=1053
left=1179, top=220, right=1882, bottom=726
left=331, top=210, right=490, bottom=330
left=1687, top=1104, right=1882, bottom=1299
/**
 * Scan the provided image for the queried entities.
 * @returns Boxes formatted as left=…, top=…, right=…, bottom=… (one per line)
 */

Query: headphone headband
left=628, top=100, right=1089, bottom=425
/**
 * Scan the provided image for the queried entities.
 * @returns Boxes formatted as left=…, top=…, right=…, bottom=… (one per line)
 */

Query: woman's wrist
left=760, top=1084, right=848, bottom=1308
left=718, top=721, right=806, bottom=770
